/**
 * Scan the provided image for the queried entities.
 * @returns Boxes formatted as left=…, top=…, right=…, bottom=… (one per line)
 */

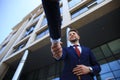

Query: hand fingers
left=73, top=65, right=83, bottom=76
left=51, top=46, right=62, bottom=54
left=73, top=70, right=82, bottom=76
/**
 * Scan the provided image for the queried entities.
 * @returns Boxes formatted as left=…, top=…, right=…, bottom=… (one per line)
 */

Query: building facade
left=0, top=0, right=120, bottom=80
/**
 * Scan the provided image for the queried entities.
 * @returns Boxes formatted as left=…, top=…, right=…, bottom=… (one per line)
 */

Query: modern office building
left=0, top=0, right=120, bottom=80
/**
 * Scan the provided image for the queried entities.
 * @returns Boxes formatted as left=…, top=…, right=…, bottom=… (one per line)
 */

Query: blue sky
left=0, top=0, right=41, bottom=44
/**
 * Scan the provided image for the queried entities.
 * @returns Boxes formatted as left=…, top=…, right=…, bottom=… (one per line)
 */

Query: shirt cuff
left=50, top=38, right=61, bottom=43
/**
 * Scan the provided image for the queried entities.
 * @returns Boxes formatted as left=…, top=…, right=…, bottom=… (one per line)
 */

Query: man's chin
left=70, top=39, right=77, bottom=43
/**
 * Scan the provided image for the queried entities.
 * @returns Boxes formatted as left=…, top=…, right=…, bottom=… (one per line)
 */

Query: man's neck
left=71, top=41, right=79, bottom=45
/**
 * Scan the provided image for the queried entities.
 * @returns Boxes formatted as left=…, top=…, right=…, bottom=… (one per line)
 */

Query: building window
left=13, top=41, right=27, bottom=53
left=70, top=0, right=105, bottom=19
left=23, top=25, right=36, bottom=38
left=41, top=17, right=47, bottom=27
left=108, top=39, right=120, bottom=55
left=91, top=38, right=120, bottom=80
left=92, top=47, right=105, bottom=61
left=68, top=0, right=82, bottom=8
left=33, top=14, right=42, bottom=22
left=19, top=61, right=63, bottom=80
left=36, top=29, right=49, bottom=40
left=71, top=7, right=88, bottom=18
left=0, top=43, right=7, bottom=54
left=100, top=44, right=112, bottom=57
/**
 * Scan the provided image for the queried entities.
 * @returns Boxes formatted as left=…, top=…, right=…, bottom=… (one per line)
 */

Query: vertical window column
left=62, top=0, right=71, bottom=25
left=12, top=50, right=29, bottom=80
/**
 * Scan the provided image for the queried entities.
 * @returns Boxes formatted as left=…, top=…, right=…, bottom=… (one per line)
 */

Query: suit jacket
left=42, top=0, right=61, bottom=40
left=59, top=46, right=101, bottom=80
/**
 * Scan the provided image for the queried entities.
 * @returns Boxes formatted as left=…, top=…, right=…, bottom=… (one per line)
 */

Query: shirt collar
left=71, top=43, right=80, bottom=47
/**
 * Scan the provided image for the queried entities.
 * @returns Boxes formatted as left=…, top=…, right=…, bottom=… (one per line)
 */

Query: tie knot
left=74, top=45, right=79, bottom=47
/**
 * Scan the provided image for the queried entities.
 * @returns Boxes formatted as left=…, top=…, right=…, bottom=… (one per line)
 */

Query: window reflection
left=24, top=25, right=35, bottom=38
left=70, top=0, right=106, bottom=19
left=36, top=29, right=49, bottom=40
left=96, top=0, right=104, bottom=4
left=41, top=17, right=47, bottom=27
left=108, top=39, right=120, bottom=54
left=92, top=39, right=120, bottom=80
left=71, top=7, right=88, bottom=18
left=33, top=14, right=42, bottom=22
left=92, top=47, right=104, bottom=60
left=68, top=0, right=82, bottom=8
left=52, top=77, right=60, bottom=80
left=0, top=43, right=7, bottom=54
left=100, top=64, right=111, bottom=74
left=100, top=44, right=112, bottom=57
left=13, top=43, right=26, bottom=53
left=108, top=61, right=120, bottom=71
left=100, top=73, right=114, bottom=80
left=113, top=70, right=120, bottom=78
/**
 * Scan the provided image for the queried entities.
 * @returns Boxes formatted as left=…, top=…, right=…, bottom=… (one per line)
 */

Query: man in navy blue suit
left=51, top=29, right=101, bottom=80
left=42, top=1, right=101, bottom=79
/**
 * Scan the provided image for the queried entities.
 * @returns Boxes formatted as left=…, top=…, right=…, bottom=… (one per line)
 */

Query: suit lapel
left=69, top=46, right=80, bottom=58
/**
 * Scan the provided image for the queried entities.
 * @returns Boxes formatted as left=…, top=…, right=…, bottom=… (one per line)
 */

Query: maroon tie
left=74, top=45, right=80, bottom=57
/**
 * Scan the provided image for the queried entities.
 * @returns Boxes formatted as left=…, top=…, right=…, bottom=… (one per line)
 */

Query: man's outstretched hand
left=51, top=42, right=62, bottom=59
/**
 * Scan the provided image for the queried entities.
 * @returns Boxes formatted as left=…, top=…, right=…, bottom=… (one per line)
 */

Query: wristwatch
left=89, top=67, right=93, bottom=73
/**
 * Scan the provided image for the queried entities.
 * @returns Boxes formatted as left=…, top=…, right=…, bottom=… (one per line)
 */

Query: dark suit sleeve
left=88, top=48, right=101, bottom=75
left=56, top=47, right=67, bottom=60
left=42, top=0, right=61, bottom=40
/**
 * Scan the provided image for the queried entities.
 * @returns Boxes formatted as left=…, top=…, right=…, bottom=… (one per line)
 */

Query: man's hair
left=69, top=29, right=79, bottom=35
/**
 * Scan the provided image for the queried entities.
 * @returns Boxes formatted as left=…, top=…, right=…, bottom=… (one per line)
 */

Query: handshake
left=51, top=42, right=63, bottom=59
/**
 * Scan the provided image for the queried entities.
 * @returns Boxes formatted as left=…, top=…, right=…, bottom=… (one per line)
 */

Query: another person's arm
left=42, top=0, right=61, bottom=40
left=42, top=0, right=62, bottom=57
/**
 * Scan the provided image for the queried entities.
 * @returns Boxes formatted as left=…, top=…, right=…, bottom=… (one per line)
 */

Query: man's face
left=68, top=31, right=80, bottom=43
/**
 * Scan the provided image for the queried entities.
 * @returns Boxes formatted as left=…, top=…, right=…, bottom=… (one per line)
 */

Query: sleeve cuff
left=50, top=38, right=61, bottom=43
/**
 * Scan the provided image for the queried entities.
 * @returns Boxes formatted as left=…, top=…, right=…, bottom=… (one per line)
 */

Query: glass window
left=113, top=70, right=120, bottom=78
left=117, top=78, right=120, bottom=80
left=71, top=7, right=88, bottom=19
left=100, top=44, right=112, bottom=57
left=34, top=14, right=42, bottom=21
left=118, top=59, right=120, bottom=63
left=92, top=47, right=105, bottom=60
left=24, top=25, right=35, bottom=37
left=36, top=29, right=49, bottom=40
left=96, top=0, right=104, bottom=4
left=108, top=39, right=120, bottom=54
left=0, top=43, right=7, bottom=54
left=52, top=77, right=60, bottom=80
left=100, top=73, right=114, bottom=80
left=41, top=17, right=47, bottom=27
left=108, top=60, right=120, bottom=71
left=100, top=63, right=111, bottom=74
left=68, top=0, right=82, bottom=8
left=13, top=41, right=27, bottom=53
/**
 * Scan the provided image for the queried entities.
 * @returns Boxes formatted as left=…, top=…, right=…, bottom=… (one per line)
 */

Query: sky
left=0, top=0, right=41, bottom=44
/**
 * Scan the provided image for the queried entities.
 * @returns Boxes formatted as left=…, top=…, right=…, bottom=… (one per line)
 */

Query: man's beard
left=70, top=38, right=78, bottom=43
